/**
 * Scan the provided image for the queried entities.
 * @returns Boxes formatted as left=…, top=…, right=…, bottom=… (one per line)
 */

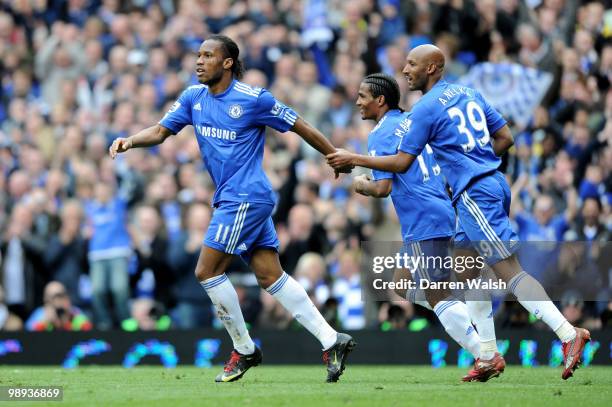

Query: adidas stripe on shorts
left=204, top=201, right=280, bottom=264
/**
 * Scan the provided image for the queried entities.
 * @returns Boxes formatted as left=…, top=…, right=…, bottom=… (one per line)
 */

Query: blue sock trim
left=435, top=300, right=458, bottom=317
left=267, top=273, right=289, bottom=295
left=509, top=271, right=528, bottom=294
left=201, top=274, right=228, bottom=290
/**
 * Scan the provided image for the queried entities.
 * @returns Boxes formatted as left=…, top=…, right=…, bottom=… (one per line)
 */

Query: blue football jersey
left=398, top=80, right=507, bottom=203
left=368, top=109, right=454, bottom=242
left=159, top=80, right=298, bottom=206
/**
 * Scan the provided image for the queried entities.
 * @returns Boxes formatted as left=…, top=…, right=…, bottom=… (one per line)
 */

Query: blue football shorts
left=204, top=201, right=280, bottom=263
left=403, top=237, right=453, bottom=284
left=454, top=171, right=520, bottom=265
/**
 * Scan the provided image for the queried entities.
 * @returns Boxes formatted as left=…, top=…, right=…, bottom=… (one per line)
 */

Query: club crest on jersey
left=229, top=104, right=243, bottom=118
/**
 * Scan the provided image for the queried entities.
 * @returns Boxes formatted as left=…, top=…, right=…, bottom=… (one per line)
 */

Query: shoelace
left=224, top=351, right=242, bottom=372
left=322, top=351, right=330, bottom=364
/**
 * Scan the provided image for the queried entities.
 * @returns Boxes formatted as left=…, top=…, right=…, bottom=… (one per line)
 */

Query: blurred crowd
left=0, top=0, right=611, bottom=333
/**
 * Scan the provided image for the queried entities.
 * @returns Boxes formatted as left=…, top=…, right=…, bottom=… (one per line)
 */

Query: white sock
left=465, top=287, right=498, bottom=360
left=480, top=340, right=498, bottom=360
left=201, top=274, right=255, bottom=355
left=434, top=300, right=481, bottom=359
left=509, top=271, right=576, bottom=342
left=267, top=272, right=338, bottom=350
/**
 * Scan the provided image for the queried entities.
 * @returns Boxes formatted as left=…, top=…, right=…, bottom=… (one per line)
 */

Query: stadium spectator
left=34, top=22, right=86, bottom=108
left=85, top=181, right=131, bottom=329
left=511, top=188, right=577, bottom=241
left=25, top=281, right=92, bottom=331
left=0, top=203, right=46, bottom=321
left=44, top=199, right=88, bottom=306
left=279, top=204, right=317, bottom=275
left=147, top=172, right=182, bottom=242
left=331, top=250, right=365, bottom=329
left=294, top=252, right=330, bottom=308
left=568, top=196, right=610, bottom=242
left=130, top=204, right=171, bottom=308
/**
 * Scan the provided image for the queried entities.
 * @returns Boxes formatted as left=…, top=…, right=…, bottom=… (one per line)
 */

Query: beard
left=200, top=70, right=224, bottom=86
left=408, top=78, right=424, bottom=92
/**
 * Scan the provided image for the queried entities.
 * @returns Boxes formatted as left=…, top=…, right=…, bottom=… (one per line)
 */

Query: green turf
left=0, top=365, right=610, bottom=407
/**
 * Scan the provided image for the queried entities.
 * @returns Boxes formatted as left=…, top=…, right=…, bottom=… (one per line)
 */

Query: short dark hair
left=208, top=34, right=244, bottom=79
left=362, top=73, right=401, bottom=110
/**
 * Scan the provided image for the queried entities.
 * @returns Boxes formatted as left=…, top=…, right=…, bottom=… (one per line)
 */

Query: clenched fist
left=352, top=174, right=371, bottom=196
left=109, top=137, right=133, bottom=159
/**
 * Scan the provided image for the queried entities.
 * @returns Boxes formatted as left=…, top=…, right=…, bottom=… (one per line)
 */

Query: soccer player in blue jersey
left=327, top=44, right=590, bottom=381
left=109, top=35, right=355, bottom=383
left=351, top=73, right=486, bottom=379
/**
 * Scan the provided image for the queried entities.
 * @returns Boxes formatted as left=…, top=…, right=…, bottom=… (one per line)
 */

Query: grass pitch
left=1, top=365, right=611, bottom=407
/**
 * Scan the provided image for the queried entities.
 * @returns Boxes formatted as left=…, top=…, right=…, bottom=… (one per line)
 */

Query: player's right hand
left=327, top=149, right=355, bottom=170
left=109, top=137, right=132, bottom=159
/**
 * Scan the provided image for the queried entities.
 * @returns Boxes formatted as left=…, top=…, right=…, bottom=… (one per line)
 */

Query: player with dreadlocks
left=109, top=35, right=356, bottom=383
left=350, top=73, right=501, bottom=381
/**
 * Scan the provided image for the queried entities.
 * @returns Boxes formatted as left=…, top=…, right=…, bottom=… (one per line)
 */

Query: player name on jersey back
left=437, top=86, right=474, bottom=106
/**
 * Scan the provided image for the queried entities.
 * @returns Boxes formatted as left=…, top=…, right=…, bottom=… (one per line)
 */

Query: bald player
left=327, top=44, right=591, bottom=381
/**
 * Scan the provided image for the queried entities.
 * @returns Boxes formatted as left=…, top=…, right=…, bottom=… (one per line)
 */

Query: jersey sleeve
left=398, top=104, right=431, bottom=157
left=158, top=88, right=193, bottom=134
left=477, top=91, right=506, bottom=135
left=253, top=89, right=298, bottom=132
left=369, top=132, right=400, bottom=181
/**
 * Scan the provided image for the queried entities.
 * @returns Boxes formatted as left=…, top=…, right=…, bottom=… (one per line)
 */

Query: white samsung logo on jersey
left=194, top=125, right=237, bottom=141
left=229, top=104, right=243, bottom=118
left=194, top=103, right=201, bottom=111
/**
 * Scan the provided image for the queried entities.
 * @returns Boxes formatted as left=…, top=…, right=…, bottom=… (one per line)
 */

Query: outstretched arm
left=291, top=117, right=336, bottom=155
left=327, top=149, right=416, bottom=173
left=109, top=124, right=174, bottom=158
left=291, top=117, right=352, bottom=176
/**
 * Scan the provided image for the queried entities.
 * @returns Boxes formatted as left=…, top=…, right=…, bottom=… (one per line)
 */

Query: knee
left=255, top=273, right=278, bottom=290
left=194, top=263, right=221, bottom=282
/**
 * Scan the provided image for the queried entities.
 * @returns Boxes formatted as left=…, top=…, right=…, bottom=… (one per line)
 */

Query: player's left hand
left=109, top=137, right=132, bottom=159
left=327, top=149, right=355, bottom=170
